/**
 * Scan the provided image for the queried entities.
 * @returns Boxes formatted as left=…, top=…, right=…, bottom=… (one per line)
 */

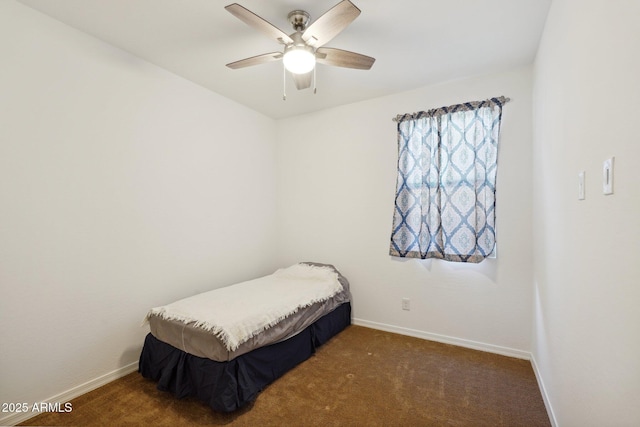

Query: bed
left=138, top=262, right=351, bottom=412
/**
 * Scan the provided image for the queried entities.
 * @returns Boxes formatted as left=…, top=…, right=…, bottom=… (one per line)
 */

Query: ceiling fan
left=225, top=0, right=375, bottom=94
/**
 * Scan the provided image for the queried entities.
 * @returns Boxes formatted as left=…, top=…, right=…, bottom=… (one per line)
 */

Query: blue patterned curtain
left=389, top=97, right=508, bottom=263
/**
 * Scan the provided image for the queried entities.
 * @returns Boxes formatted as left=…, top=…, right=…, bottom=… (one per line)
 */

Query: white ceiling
left=17, top=0, right=551, bottom=119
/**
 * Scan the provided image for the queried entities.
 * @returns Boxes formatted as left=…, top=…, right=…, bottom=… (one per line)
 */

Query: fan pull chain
left=282, top=64, right=286, bottom=101
left=313, top=66, right=317, bottom=94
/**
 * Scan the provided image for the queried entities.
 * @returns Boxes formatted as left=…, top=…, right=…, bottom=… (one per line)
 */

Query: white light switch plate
left=603, top=157, right=614, bottom=195
left=578, top=171, right=585, bottom=200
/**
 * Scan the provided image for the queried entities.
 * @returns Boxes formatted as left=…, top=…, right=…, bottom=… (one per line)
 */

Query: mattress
left=147, top=262, right=351, bottom=361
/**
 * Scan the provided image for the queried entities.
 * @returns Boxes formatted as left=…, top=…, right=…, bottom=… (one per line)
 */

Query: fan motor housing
left=287, top=10, right=310, bottom=32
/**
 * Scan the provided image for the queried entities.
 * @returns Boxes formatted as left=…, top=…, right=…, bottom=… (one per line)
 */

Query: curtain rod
left=392, top=96, right=510, bottom=122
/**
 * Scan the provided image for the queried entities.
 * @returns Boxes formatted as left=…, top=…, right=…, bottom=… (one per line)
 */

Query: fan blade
left=302, top=0, right=361, bottom=48
left=225, top=3, right=293, bottom=45
left=226, top=52, right=283, bottom=69
left=292, top=71, right=313, bottom=90
left=316, top=47, right=375, bottom=70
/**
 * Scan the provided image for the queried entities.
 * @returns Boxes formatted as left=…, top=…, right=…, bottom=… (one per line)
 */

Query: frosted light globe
left=283, top=48, right=316, bottom=74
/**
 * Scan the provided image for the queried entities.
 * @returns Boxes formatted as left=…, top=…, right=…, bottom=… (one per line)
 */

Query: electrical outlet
left=402, top=298, right=410, bottom=311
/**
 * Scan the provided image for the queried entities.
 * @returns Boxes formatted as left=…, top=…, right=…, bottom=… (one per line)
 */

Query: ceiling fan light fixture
left=283, top=46, right=316, bottom=74
left=225, top=1, right=375, bottom=93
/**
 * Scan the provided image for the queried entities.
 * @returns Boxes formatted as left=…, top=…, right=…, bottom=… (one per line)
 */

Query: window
left=389, top=97, right=509, bottom=263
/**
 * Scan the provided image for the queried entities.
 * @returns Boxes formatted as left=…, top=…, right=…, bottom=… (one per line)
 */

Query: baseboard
left=530, top=354, right=558, bottom=427
left=352, top=317, right=531, bottom=360
left=1, top=361, right=139, bottom=426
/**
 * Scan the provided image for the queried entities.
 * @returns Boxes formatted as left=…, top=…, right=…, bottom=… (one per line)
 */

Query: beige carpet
left=21, top=325, right=550, bottom=426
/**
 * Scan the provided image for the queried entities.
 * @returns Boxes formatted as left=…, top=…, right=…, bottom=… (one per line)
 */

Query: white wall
left=532, top=0, right=640, bottom=426
left=276, top=67, right=534, bottom=356
left=0, top=2, right=278, bottom=423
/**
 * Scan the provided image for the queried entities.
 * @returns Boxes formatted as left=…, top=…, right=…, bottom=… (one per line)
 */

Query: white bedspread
left=146, top=263, right=343, bottom=351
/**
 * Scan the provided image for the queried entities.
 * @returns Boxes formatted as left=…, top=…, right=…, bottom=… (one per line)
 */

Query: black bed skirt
left=139, top=302, right=351, bottom=412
